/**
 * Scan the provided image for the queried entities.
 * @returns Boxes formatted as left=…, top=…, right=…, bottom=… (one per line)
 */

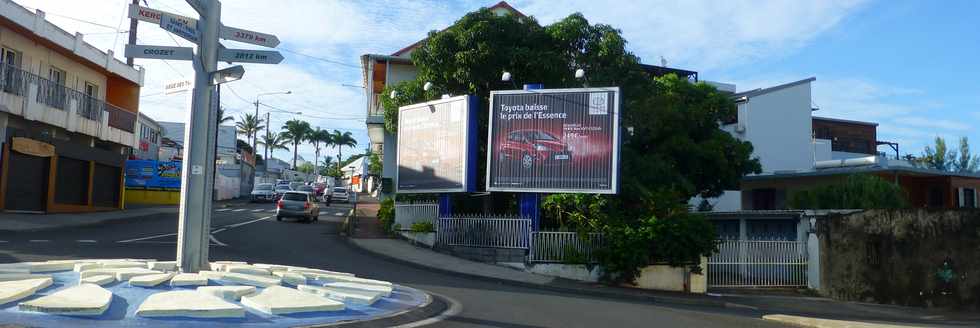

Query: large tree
left=309, top=127, right=333, bottom=177
left=281, top=120, right=311, bottom=169
left=330, top=130, right=358, bottom=172
left=235, top=113, right=264, bottom=153
left=258, top=131, right=289, bottom=164
left=954, top=137, right=979, bottom=173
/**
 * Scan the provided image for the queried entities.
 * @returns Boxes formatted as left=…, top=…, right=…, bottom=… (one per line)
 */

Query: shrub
left=788, top=174, right=909, bottom=209
left=377, top=198, right=395, bottom=234
left=410, top=221, right=435, bottom=233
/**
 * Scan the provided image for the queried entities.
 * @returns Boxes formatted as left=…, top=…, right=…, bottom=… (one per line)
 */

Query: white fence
left=529, top=232, right=604, bottom=263
left=437, top=216, right=532, bottom=249
left=395, top=202, right=439, bottom=231
left=708, top=240, right=808, bottom=288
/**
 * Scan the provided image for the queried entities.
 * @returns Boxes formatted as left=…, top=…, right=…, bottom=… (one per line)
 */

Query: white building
left=133, top=112, right=163, bottom=160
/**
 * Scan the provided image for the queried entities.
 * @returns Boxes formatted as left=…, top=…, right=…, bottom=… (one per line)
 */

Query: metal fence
left=105, top=102, right=136, bottom=132
left=529, top=232, right=604, bottom=263
left=708, top=240, right=808, bottom=288
left=437, top=215, right=532, bottom=249
left=394, top=201, right=439, bottom=231
left=0, top=63, right=132, bottom=125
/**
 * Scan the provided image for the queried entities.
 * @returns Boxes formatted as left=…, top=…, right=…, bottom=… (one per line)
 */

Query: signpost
left=124, top=0, right=283, bottom=273
left=220, top=26, right=281, bottom=48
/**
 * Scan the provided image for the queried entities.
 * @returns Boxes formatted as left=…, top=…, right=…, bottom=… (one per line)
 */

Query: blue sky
left=16, top=0, right=979, bottom=162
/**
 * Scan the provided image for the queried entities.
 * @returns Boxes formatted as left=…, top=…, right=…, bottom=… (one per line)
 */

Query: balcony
left=366, top=93, right=385, bottom=124
left=0, top=64, right=136, bottom=146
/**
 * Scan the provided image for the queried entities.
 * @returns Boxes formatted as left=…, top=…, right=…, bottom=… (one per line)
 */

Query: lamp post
left=254, top=91, right=291, bottom=157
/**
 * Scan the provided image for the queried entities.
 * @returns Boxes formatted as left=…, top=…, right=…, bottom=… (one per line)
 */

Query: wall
left=0, top=24, right=107, bottom=101
left=818, top=210, right=980, bottom=309
left=741, top=82, right=814, bottom=173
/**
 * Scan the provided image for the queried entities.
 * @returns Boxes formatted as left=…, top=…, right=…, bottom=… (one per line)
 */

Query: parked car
left=273, top=184, right=292, bottom=200
left=276, top=191, right=320, bottom=223
left=295, top=185, right=315, bottom=195
left=497, top=129, right=571, bottom=170
left=331, top=187, right=350, bottom=203
left=249, top=183, right=276, bottom=202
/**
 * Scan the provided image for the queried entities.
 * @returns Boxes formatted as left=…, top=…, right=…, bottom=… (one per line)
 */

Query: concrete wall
left=0, top=24, right=107, bottom=101
left=740, top=82, right=814, bottom=173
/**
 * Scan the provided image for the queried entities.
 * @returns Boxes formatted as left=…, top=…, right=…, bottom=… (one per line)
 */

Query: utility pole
left=126, top=0, right=139, bottom=66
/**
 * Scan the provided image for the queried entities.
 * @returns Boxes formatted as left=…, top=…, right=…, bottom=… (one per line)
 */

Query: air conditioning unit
left=734, top=123, right=746, bottom=133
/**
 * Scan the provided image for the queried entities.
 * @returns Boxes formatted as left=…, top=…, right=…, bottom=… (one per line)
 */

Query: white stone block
left=198, top=270, right=226, bottom=281
left=322, top=282, right=393, bottom=297
left=297, top=284, right=381, bottom=305
left=241, top=286, right=345, bottom=315
left=137, top=290, right=244, bottom=318
left=74, top=263, right=100, bottom=272
left=197, top=286, right=256, bottom=301
left=18, top=283, right=112, bottom=316
left=288, top=267, right=355, bottom=278
left=147, top=261, right=177, bottom=272
left=80, top=268, right=161, bottom=281
left=223, top=264, right=271, bottom=276
left=273, top=271, right=306, bottom=286
left=170, top=273, right=208, bottom=287
left=218, top=272, right=281, bottom=287
left=99, top=261, right=147, bottom=269
left=28, top=260, right=79, bottom=272
left=252, top=263, right=290, bottom=272
left=313, top=274, right=392, bottom=288
left=80, top=275, right=115, bottom=286
left=0, top=273, right=52, bottom=282
left=0, top=278, right=53, bottom=304
left=130, top=273, right=175, bottom=287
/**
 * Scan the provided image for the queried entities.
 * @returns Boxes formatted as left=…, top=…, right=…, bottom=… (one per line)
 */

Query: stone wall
left=819, top=209, right=980, bottom=309
left=438, top=245, right=526, bottom=264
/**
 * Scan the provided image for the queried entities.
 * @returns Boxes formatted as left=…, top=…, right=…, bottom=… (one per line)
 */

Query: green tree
left=921, top=136, right=956, bottom=171
left=257, top=132, right=289, bottom=163
left=788, top=174, right=908, bottom=209
left=216, top=106, right=235, bottom=125
left=309, top=127, right=333, bottom=176
left=954, top=137, right=979, bottom=173
left=297, top=162, right=315, bottom=174
left=330, top=130, right=358, bottom=172
left=368, top=151, right=382, bottom=176
left=281, top=120, right=312, bottom=169
left=235, top=113, right=264, bottom=153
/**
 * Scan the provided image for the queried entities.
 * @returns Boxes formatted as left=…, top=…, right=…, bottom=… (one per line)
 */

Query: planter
left=633, top=257, right=707, bottom=294
left=399, top=231, right=435, bottom=248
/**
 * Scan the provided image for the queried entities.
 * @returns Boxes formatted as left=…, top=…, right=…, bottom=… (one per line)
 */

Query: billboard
left=125, top=160, right=182, bottom=189
left=396, top=95, right=477, bottom=193
left=486, top=87, right=620, bottom=193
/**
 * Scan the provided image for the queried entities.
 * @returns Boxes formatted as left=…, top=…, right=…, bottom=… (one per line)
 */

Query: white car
left=330, top=187, right=350, bottom=203
left=250, top=183, right=276, bottom=202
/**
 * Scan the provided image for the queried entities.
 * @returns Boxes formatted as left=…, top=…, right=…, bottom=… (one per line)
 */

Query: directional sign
left=160, top=12, right=200, bottom=44
left=124, top=44, right=194, bottom=60
left=218, top=48, right=283, bottom=64
left=219, top=26, right=280, bottom=48
left=128, top=4, right=197, bottom=28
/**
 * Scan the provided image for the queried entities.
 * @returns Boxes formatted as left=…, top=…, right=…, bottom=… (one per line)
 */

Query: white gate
left=394, top=202, right=438, bottom=230
left=437, top=216, right=531, bottom=249
left=708, top=240, right=808, bottom=288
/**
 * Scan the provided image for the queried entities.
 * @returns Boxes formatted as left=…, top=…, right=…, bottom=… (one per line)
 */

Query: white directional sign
left=218, top=48, right=284, bottom=64
left=160, top=13, right=200, bottom=43
left=125, top=44, right=194, bottom=60
left=219, top=26, right=280, bottom=48
left=129, top=4, right=197, bottom=29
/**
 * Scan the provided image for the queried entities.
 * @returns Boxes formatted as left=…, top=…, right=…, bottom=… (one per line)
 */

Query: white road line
left=232, top=209, right=247, bottom=212
left=334, top=212, right=344, bottom=216
left=209, top=235, right=228, bottom=247
left=391, top=291, right=462, bottom=328
left=251, top=209, right=264, bottom=212
left=216, top=208, right=231, bottom=212
left=117, top=232, right=176, bottom=243
left=29, top=240, right=50, bottom=243
left=210, top=228, right=227, bottom=234
left=0, top=240, right=8, bottom=243
left=218, top=216, right=269, bottom=230
left=76, top=240, right=97, bottom=243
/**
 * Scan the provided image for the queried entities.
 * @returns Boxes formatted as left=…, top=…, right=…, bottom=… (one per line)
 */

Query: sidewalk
left=349, top=194, right=388, bottom=239
left=349, top=237, right=980, bottom=327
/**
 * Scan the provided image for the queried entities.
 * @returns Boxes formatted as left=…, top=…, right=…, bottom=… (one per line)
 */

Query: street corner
left=0, top=259, right=441, bottom=328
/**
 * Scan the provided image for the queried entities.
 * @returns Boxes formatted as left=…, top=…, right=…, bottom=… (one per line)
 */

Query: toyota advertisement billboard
left=396, top=95, right=477, bottom=193
left=487, top=88, right=620, bottom=194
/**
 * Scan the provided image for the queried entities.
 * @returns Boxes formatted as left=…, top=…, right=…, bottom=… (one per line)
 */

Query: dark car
left=497, top=129, right=571, bottom=169
left=276, top=191, right=320, bottom=223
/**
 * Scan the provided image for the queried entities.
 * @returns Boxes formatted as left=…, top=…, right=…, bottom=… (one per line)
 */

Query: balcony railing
left=1, top=63, right=135, bottom=132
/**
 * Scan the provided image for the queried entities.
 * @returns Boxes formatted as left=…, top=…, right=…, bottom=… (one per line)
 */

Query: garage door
left=4, top=151, right=49, bottom=212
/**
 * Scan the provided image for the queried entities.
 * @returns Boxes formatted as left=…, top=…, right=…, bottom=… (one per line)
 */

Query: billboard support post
left=519, top=84, right=543, bottom=231
left=438, top=194, right=452, bottom=218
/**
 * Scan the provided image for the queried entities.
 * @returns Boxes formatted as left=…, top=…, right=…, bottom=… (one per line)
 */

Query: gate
left=708, top=240, right=808, bottom=288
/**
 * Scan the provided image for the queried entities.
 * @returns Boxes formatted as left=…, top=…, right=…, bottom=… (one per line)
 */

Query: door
left=82, top=82, right=99, bottom=119
left=46, top=66, right=67, bottom=108
left=4, top=150, right=49, bottom=212
left=1, top=48, right=20, bottom=94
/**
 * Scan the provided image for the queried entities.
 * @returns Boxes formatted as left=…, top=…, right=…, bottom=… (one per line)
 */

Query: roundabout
left=0, top=259, right=433, bottom=327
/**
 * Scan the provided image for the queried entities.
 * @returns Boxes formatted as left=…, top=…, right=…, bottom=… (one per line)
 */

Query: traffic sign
left=124, top=44, right=194, bottom=60
left=218, top=48, right=283, bottom=64
left=219, top=26, right=280, bottom=48
left=160, top=13, right=200, bottom=43
left=129, top=4, right=197, bottom=28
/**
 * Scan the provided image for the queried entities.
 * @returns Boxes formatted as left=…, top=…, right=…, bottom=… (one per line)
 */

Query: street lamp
left=423, top=82, right=433, bottom=91
left=575, top=68, right=585, bottom=79
left=501, top=71, right=512, bottom=82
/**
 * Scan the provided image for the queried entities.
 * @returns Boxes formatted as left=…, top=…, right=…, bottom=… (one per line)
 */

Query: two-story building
left=0, top=2, right=143, bottom=213
left=132, top=112, right=163, bottom=161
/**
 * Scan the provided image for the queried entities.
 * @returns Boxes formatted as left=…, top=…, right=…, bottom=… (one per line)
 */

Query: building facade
left=132, top=112, right=163, bottom=160
left=0, top=2, right=143, bottom=213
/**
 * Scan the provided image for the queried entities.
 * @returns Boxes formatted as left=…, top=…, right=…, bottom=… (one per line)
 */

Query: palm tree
left=257, top=132, right=289, bottom=164
left=330, top=130, right=358, bottom=172
left=236, top=113, right=265, bottom=153
left=216, top=106, right=235, bottom=125
left=308, top=127, right=333, bottom=177
left=281, top=120, right=312, bottom=169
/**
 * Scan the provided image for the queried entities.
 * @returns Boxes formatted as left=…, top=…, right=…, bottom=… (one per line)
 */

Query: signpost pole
left=176, top=0, right=221, bottom=273
left=519, top=83, right=543, bottom=231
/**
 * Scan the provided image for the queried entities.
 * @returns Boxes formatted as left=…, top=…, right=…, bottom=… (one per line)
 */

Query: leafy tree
left=297, top=162, right=315, bottom=174
left=281, top=120, right=312, bottom=169
left=368, top=151, right=382, bottom=176
left=920, top=136, right=956, bottom=171
left=235, top=139, right=253, bottom=154
left=309, top=127, right=333, bottom=176
left=215, top=106, right=235, bottom=125
left=235, top=113, right=265, bottom=153
left=330, top=130, right=358, bottom=172
left=788, top=174, right=908, bottom=209
left=954, top=137, right=979, bottom=173
left=258, top=132, right=289, bottom=163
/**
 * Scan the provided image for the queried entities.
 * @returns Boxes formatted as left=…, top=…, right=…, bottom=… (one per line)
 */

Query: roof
left=744, top=164, right=980, bottom=181
left=390, top=1, right=526, bottom=57
left=639, top=64, right=698, bottom=81
left=733, top=77, right=816, bottom=100
left=812, top=116, right=879, bottom=127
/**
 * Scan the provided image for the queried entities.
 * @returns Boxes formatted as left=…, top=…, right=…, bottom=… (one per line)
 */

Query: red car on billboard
left=497, top=129, right=571, bottom=169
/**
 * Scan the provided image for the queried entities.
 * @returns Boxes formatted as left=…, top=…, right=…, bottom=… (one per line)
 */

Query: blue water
left=0, top=271, right=428, bottom=327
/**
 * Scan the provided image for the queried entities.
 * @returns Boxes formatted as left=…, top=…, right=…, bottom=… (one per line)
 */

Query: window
left=2, top=47, right=21, bottom=95
left=960, top=188, right=977, bottom=208
left=82, top=82, right=99, bottom=120
left=928, top=186, right=945, bottom=208
left=48, top=67, right=66, bottom=84
left=44, top=66, right=68, bottom=109
left=752, top=189, right=778, bottom=210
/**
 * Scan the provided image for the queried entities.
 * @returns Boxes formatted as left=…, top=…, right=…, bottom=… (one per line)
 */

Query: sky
left=13, top=0, right=980, bottom=163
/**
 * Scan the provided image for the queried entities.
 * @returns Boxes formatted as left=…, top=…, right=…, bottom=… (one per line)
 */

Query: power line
left=278, top=47, right=361, bottom=69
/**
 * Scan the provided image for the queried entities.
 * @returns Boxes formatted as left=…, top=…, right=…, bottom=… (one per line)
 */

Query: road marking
left=117, top=232, right=176, bottom=243
left=334, top=212, right=345, bottom=216
left=218, top=216, right=269, bottom=230
left=29, top=240, right=50, bottom=243
left=0, top=240, right=8, bottom=243
left=251, top=209, right=264, bottom=212
left=76, top=240, right=97, bottom=243
left=216, top=208, right=231, bottom=212
left=209, top=235, right=228, bottom=247
left=233, top=209, right=247, bottom=212
left=391, top=291, right=462, bottom=328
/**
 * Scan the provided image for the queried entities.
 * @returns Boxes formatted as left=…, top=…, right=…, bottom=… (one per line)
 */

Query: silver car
left=331, top=187, right=349, bottom=203
left=276, top=191, right=320, bottom=223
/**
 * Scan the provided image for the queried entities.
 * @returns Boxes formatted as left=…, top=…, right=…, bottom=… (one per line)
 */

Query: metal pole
left=176, top=0, right=221, bottom=273
left=126, top=0, right=138, bottom=66
left=265, top=111, right=270, bottom=171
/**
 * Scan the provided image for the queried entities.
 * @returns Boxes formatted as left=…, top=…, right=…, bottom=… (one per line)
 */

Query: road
left=0, top=201, right=788, bottom=328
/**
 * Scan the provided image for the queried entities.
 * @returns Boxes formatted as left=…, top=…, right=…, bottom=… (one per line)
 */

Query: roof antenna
left=660, top=56, right=667, bottom=67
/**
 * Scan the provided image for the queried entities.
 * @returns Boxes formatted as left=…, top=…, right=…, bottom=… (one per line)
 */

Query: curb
left=342, top=236, right=732, bottom=310
left=0, top=208, right=177, bottom=233
left=311, top=289, right=449, bottom=328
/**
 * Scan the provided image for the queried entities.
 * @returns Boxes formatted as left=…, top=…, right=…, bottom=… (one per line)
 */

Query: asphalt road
left=0, top=201, right=788, bottom=328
